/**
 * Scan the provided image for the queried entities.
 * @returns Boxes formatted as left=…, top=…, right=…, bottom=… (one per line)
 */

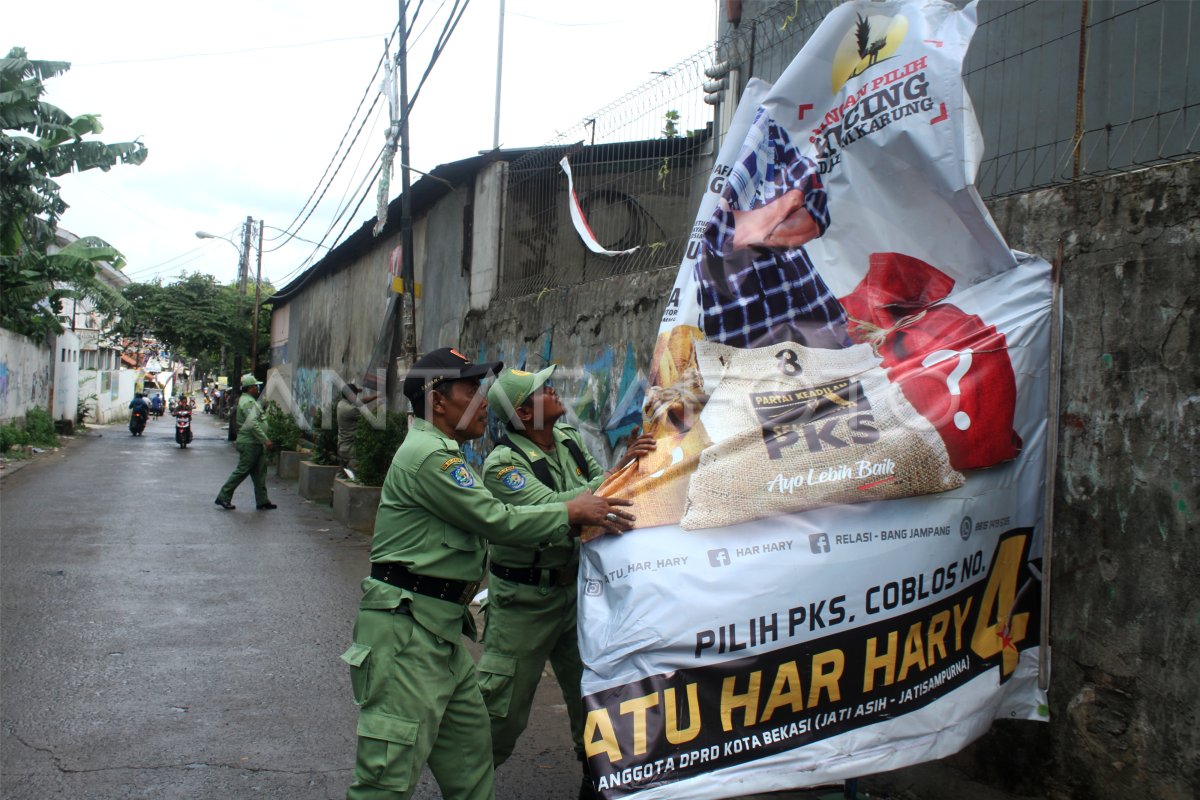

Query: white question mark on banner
left=921, top=348, right=974, bottom=431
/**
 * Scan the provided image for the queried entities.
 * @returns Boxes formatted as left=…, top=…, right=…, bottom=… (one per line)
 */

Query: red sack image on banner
left=840, top=252, right=1022, bottom=470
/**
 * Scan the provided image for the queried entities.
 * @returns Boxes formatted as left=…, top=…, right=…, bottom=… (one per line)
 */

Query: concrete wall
left=866, top=159, right=1198, bottom=800
left=79, top=369, right=138, bottom=424
left=0, top=328, right=52, bottom=424
left=470, top=162, right=506, bottom=311
left=50, top=331, right=80, bottom=424
left=276, top=237, right=395, bottom=421
left=416, top=182, right=474, bottom=352
left=458, top=158, right=1199, bottom=799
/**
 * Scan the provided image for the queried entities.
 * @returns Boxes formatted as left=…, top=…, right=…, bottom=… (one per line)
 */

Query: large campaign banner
left=579, top=1, right=1052, bottom=797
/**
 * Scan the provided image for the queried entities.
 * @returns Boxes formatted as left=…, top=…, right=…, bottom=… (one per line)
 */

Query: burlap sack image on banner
left=680, top=339, right=964, bottom=530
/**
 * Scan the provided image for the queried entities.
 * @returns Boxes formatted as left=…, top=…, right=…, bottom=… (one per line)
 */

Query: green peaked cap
left=487, top=365, right=556, bottom=420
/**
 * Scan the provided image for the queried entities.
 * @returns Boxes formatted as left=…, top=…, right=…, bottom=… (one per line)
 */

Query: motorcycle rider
left=128, top=393, right=149, bottom=435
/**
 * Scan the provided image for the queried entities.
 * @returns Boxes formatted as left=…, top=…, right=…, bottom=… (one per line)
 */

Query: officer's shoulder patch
left=440, top=456, right=465, bottom=471
left=496, top=465, right=526, bottom=491
left=449, top=464, right=476, bottom=488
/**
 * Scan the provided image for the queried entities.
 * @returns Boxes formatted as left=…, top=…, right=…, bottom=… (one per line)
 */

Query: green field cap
left=487, top=365, right=557, bottom=419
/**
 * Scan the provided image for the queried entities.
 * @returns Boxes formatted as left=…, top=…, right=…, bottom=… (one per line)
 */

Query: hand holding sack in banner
left=679, top=339, right=963, bottom=530
left=839, top=252, right=1022, bottom=470
left=580, top=325, right=710, bottom=539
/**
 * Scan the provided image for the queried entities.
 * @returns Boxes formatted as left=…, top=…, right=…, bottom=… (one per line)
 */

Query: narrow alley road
left=0, top=412, right=587, bottom=799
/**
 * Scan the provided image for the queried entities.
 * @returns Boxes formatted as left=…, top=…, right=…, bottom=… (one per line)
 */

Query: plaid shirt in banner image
left=698, top=113, right=851, bottom=351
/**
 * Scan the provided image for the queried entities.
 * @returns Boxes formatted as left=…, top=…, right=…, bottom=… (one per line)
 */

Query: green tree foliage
left=0, top=48, right=148, bottom=341
left=116, top=274, right=271, bottom=375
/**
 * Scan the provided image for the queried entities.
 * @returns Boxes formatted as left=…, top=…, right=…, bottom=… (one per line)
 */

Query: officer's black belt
left=371, top=562, right=479, bottom=605
left=489, top=562, right=574, bottom=588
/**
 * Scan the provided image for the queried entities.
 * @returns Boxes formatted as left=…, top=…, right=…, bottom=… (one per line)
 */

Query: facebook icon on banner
left=707, top=548, right=732, bottom=567
left=809, top=533, right=831, bottom=554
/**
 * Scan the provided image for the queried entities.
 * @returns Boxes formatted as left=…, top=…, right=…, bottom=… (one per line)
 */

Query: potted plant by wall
left=265, top=401, right=307, bottom=479
left=333, top=411, right=407, bottom=532
left=298, top=407, right=342, bottom=504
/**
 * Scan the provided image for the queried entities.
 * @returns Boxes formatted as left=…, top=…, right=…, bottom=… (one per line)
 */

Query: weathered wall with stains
left=0, top=327, right=52, bottom=424
left=460, top=158, right=1199, bottom=799
left=271, top=235, right=396, bottom=424
left=868, top=159, right=1198, bottom=800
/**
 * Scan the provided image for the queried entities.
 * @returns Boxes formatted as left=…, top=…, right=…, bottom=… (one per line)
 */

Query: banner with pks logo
left=580, top=1, right=1051, bottom=797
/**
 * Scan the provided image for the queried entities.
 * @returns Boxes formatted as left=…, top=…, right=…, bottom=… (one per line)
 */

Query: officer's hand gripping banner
left=578, top=2, right=1052, bottom=797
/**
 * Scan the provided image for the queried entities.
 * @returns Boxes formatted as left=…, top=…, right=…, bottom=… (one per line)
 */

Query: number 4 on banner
left=971, top=531, right=1033, bottom=681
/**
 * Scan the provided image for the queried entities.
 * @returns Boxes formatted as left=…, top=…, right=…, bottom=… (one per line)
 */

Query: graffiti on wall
left=473, top=331, right=648, bottom=470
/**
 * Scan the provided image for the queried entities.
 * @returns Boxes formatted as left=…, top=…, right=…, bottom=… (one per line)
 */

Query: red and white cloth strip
left=560, top=156, right=640, bottom=257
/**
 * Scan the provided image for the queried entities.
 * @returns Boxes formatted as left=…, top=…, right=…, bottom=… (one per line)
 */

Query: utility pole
left=250, top=220, right=264, bottom=377
left=397, top=1, right=417, bottom=367
left=230, top=215, right=253, bottom=441
left=493, top=0, right=505, bottom=150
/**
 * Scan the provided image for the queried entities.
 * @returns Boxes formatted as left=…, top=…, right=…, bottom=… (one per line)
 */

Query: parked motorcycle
left=129, top=408, right=148, bottom=436
left=174, top=405, right=193, bottom=448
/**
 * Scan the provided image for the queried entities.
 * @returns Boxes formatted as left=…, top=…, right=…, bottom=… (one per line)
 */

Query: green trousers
left=477, top=575, right=584, bottom=766
left=345, top=608, right=494, bottom=800
left=217, top=442, right=269, bottom=506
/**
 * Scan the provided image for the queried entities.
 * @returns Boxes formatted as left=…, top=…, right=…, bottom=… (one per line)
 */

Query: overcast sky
left=6, top=1, right=716, bottom=288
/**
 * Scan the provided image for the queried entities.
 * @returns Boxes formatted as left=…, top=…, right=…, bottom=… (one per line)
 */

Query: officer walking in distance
left=480, top=365, right=654, bottom=799
left=342, top=348, right=634, bottom=800
left=214, top=373, right=275, bottom=510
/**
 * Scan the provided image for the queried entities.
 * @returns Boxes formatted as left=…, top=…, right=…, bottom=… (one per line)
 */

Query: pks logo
left=831, top=12, right=909, bottom=92
left=707, top=548, right=732, bottom=567
left=751, top=379, right=880, bottom=458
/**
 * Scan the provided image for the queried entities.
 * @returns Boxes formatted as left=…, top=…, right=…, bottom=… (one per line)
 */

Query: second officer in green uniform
left=479, top=365, right=655, bottom=798
left=342, top=348, right=634, bottom=800
left=214, top=372, right=275, bottom=510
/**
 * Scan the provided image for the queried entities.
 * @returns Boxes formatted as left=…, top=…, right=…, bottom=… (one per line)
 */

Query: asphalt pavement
left=0, top=411, right=871, bottom=800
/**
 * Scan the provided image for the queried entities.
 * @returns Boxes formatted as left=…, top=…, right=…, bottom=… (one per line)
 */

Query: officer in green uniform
left=480, top=365, right=655, bottom=798
left=214, top=373, right=275, bottom=510
left=342, top=348, right=634, bottom=800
